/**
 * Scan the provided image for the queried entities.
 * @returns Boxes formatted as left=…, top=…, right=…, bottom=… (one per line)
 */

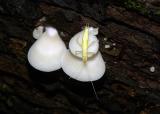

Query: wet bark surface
left=0, top=0, right=160, bottom=114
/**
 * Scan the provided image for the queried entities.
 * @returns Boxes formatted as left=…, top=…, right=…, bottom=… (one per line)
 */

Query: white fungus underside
left=61, top=50, right=106, bottom=82
left=28, top=28, right=67, bottom=72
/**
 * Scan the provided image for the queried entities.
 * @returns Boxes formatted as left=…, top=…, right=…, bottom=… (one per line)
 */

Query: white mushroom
left=33, top=26, right=44, bottom=39
left=69, top=27, right=99, bottom=58
left=62, top=50, right=106, bottom=82
left=28, top=27, right=67, bottom=72
left=61, top=26, right=106, bottom=82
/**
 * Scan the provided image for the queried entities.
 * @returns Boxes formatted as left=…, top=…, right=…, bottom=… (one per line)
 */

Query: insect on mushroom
left=82, top=25, right=100, bottom=100
left=61, top=25, right=106, bottom=100
left=82, top=25, right=89, bottom=64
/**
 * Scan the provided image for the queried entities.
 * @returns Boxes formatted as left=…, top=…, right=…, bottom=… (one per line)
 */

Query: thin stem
left=91, top=81, right=99, bottom=101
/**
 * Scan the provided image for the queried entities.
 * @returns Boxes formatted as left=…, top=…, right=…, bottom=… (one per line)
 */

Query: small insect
left=82, top=25, right=99, bottom=100
left=82, top=25, right=89, bottom=64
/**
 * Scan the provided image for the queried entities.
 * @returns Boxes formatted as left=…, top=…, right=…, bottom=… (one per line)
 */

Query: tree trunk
left=0, top=0, right=160, bottom=114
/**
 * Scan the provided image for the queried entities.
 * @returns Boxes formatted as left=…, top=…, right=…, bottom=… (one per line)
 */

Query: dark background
left=0, top=0, right=160, bottom=114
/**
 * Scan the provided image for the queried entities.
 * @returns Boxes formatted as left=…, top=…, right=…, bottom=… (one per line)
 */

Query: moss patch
left=123, top=0, right=148, bottom=15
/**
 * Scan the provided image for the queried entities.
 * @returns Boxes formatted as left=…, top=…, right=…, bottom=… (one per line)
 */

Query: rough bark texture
left=0, top=0, right=160, bottom=114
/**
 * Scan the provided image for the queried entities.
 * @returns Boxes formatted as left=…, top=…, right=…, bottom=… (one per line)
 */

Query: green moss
left=123, top=0, right=148, bottom=15
left=154, top=10, right=160, bottom=16
left=0, top=83, right=12, bottom=93
left=6, top=98, right=13, bottom=107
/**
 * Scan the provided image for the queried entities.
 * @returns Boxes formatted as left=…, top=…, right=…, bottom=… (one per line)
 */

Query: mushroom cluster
left=28, top=26, right=106, bottom=82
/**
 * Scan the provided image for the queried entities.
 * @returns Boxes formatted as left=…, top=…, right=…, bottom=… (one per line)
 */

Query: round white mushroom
left=62, top=26, right=106, bottom=82
left=61, top=50, right=106, bottom=82
left=28, top=27, right=67, bottom=72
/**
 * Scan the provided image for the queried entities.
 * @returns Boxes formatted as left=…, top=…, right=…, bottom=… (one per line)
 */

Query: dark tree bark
left=0, top=0, right=160, bottom=114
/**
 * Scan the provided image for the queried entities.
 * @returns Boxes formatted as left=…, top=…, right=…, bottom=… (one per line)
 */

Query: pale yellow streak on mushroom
left=82, top=25, right=89, bottom=64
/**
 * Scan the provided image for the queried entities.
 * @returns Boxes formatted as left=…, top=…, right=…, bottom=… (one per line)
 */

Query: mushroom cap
left=28, top=27, right=67, bottom=72
left=61, top=50, right=106, bottom=82
left=33, top=26, right=44, bottom=39
left=69, top=27, right=99, bottom=58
